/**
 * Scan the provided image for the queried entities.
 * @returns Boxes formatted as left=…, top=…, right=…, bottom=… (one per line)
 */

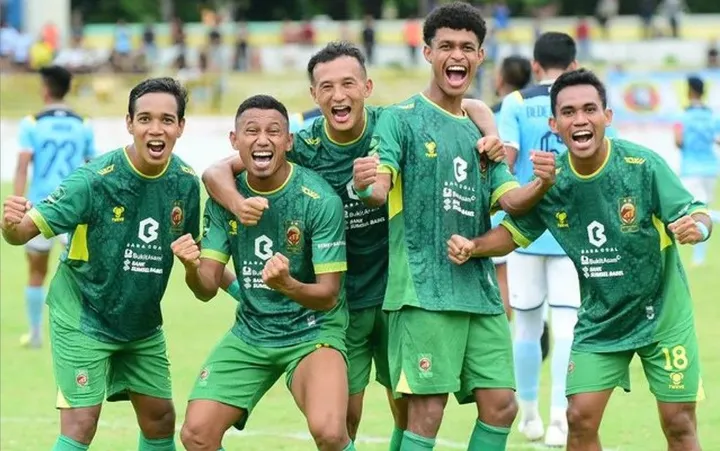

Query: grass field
left=0, top=178, right=718, bottom=451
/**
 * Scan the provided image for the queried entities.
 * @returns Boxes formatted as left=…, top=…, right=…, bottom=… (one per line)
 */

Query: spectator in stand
left=41, top=22, right=59, bottom=55
left=29, top=35, right=53, bottom=71
left=234, top=22, right=249, bottom=72
left=639, top=0, right=656, bottom=40
left=71, top=10, right=84, bottom=41
left=404, top=15, right=421, bottom=66
left=54, top=35, right=95, bottom=74
left=362, top=15, right=375, bottom=65
left=595, top=0, right=618, bottom=39
left=0, top=19, right=19, bottom=71
left=142, top=22, right=157, bottom=64
left=575, top=16, right=590, bottom=61
left=13, top=27, right=33, bottom=71
left=707, top=39, right=718, bottom=68
left=300, top=20, right=315, bottom=47
left=112, top=19, right=132, bottom=71
left=660, top=0, right=685, bottom=38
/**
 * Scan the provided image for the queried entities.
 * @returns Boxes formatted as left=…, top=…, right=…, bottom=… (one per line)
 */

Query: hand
left=262, top=252, right=293, bottom=291
left=353, top=154, right=380, bottom=192
left=232, top=197, right=269, bottom=227
left=530, top=151, right=556, bottom=187
left=668, top=215, right=705, bottom=245
left=447, top=234, right=475, bottom=265
left=171, top=233, right=200, bottom=268
left=476, top=136, right=506, bottom=162
left=1, top=195, right=31, bottom=231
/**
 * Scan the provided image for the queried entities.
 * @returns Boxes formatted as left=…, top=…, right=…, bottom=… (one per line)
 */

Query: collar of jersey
left=243, top=162, right=295, bottom=196
left=122, top=146, right=172, bottom=180
left=418, top=93, right=468, bottom=120
left=569, top=137, right=613, bottom=181
left=323, top=108, right=369, bottom=147
left=538, top=79, right=555, bottom=85
left=40, top=103, right=70, bottom=112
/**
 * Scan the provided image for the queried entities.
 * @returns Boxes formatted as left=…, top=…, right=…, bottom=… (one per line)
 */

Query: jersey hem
left=572, top=317, right=695, bottom=353
left=378, top=164, right=398, bottom=184
left=28, top=208, right=56, bottom=238
left=490, top=181, right=520, bottom=207
left=314, top=261, right=347, bottom=274
left=500, top=220, right=533, bottom=248
left=383, top=302, right=505, bottom=315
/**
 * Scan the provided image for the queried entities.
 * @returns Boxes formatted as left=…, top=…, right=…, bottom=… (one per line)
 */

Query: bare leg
left=566, top=390, right=613, bottom=451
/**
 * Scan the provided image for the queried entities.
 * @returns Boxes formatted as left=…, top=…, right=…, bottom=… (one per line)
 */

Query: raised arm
left=496, top=152, right=556, bottom=216
left=1, top=196, right=40, bottom=245
left=497, top=92, right=523, bottom=172
left=462, top=98, right=498, bottom=136
left=263, top=253, right=342, bottom=311
left=172, top=233, right=225, bottom=301
left=352, top=155, right=392, bottom=207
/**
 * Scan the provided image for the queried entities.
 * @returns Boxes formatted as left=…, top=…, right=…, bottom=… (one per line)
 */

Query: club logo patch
left=284, top=220, right=304, bottom=253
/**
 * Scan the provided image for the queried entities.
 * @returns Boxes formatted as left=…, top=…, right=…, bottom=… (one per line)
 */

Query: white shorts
left=492, top=254, right=508, bottom=265
left=507, top=253, right=581, bottom=310
left=25, top=234, right=68, bottom=254
left=682, top=176, right=716, bottom=205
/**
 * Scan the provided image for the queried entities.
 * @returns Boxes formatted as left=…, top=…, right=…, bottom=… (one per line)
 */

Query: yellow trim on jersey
left=490, top=181, right=520, bottom=207
left=395, top=369, right=413, bottom=394
left=314, top=261, right=347, bottom=274
left=56, top=390, right=70, bottom=409
left=652, top=215, right=673, bottom=251
left=324, top=109, right=368, bottom=146
left=67, top=225, right=89, bottom=261
left=245, top=163, right=295, bottom=195
left=418, top=93, right=469, bottom=120
left=500, top=219, right=532, bottom=248
left=388, top=173, right=404, bottom=220
left=696, top=377, right=706, bottom=402
left=378, top=164, right=398, bottom=185
left=570, top=138, right=613, bottom=180
left=200, top=249, right=230, bottom=264
left=123, top=146, right=171, bottom=179
left=28, top=208, right=55, bottom=238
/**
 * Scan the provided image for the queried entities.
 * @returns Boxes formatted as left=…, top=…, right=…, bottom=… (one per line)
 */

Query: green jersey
left=28, top=148, right=201, bottom=343
left=375, top=93, right=519, bottom=314
left=290, top=106, right=387, bottom=311
left=502, top=138, right=708, bottom=352
left=200, top=163, right=349, bottom=347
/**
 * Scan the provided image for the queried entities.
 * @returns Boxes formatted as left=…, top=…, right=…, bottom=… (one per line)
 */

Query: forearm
left=692, top=212, right=713, bottom=239
left=277, top=277, right=338, bottom=311
left=471, top=225, right=519, bottom=257
left=220, top=267, right=237, bottom=290
left=13, top=171, right=27, bottom=197
left=462, top=99, right=498, bottom=136
left=184, top=263, right=220, bottom=302
left=499, top=179, right=549, bottom=216
left=1, top=216, right=39, bottom=245
left=358, top=174, right=391, bottom=207
left=202, top=157, right=245, bottom=211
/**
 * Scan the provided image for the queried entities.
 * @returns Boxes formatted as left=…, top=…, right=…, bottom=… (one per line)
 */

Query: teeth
left=148, top=141, right=163, bottom=146
left=447, top=65, right=467, bottom=72
left=332, top=106, right=350, bottom=112
left=253, top=152, right=272, bottom=157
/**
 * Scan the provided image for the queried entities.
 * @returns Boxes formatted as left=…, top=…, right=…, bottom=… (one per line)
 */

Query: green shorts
left=346, top=305, right=391, bottom=395
left=567, top=326, right=704, bottom=403
left=189, top=330, right=347, bottom=430
left=50, top=316, right=171, bottom=409
left=388, top=307, right=515, bottom=404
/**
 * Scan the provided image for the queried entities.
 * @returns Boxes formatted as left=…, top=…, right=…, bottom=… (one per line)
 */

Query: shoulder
left=169, top=154, right=201, bottom=183
left=295, top=165, right=341, bottom=203
left=295, top=119, right=324, bottom=148
left=517, top=84, right=550, bottom=101
left=85, top=149, right=120, bottom=176
left=611, top=138, right=658, bottom=166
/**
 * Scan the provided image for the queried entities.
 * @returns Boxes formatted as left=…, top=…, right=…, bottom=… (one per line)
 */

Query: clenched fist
left=232, top=196, right=269, bottom=227
left=447, top=234, right=475, bottom=265
left=476, top=136, right=506, bottom=162
left=353, top=154, right=380, bottom=192
left=1, top=195, right=31, bottom=231
left=530, top=151, right=556, bottom=187
left=171, top=234, right=200, bottom=267
left=668, top=215, right=706, bottom=245
left=262, top=252, right=292, bottom=291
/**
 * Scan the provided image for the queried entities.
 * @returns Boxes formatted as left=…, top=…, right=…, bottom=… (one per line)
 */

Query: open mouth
left=251, top=150, right=273, bottom=169
left=331, top=105, right=352, bottom=124
left=571, top=130, right=593, bottom=146
left=147, top=140, right=166, bottom=158
left=445, top=65, right=468, bottom=87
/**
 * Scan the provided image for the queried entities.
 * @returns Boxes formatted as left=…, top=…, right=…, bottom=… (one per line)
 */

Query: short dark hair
left=500, top=56, right=531, bottom=91
left=687, top=75, right=705, bottom=97
left=534, top=32, right=576, bottom=71
left=39, top=65, right=72, bottom=100
left=550, top=69, right=607, bottom=116
left=235, top=94, right=289, bottom=125
left=307, top=41, right=366, bottom=83
left=128, top=77, right=188, bottom=120
left=423, top=2, right=487, bottom=46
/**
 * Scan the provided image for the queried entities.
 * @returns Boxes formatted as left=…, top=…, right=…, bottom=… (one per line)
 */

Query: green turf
left=0, top=180, right=718, bottom=451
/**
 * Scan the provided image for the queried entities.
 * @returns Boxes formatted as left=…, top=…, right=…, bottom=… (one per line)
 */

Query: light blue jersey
left=289, top=107, right=323, bottom=133
left=676, top=104, right=720, bottom=177
left=491, top=101, right=506, bottom=228
left=499, top=82, right=619, bottom=256
left=19, top=106, right=96, bottom=205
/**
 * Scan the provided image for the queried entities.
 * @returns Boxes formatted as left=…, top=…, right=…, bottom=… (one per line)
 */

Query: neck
left=325, top=110, right=366, bottom=144
left=689, top=97, right=703, bottom=105
left=423, top=83, right=464, bottom=116
left=44, top=97, right=63, bottom=106
left=571, top=138, right=608, bottom=176
left=537, top=68, right=565, bottom=83
left=126, top=145, right=165, bottom=177
left=247, top=161, right=292, bottom=193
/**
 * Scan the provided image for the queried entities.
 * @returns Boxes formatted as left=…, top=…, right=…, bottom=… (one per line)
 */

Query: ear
left=423, top=44, right=432, bottom=64
left=309, top=84, right=318, bottom=105
left=364, top=78, right=374, bottom=98
left=604, top=108, right=613, bottom=128
left=228, top=130, right=237, bottom=151
left=177, top=118, right=185, bottom=138
left=568, top=60, right=579, bottom=71
left=477, top=47, right=485, bottom=66
left=286, top=133, right=294, bottom=152
left=125, top=114, right=132, bottom=134
left=549, top=116, right=559, bottom=134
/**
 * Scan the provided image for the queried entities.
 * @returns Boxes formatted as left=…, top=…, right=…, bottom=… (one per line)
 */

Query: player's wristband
left=696, top=222, right=710, bottom=242
left=225, top=279, right=241, bottom=301
left=355, top=185, right=374, bottom=199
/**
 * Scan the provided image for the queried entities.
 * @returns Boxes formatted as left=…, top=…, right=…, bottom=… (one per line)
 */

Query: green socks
left=52, top=435, right=89, bottom=451
left=389, top=426, right=404, bottom=451
left=343, top=441, right=357, bottom=450
left=138, top=433, right=176, bottom=451
left=400, top=430, right=436, bottom=450
left=467, top=420, right=511, bottom=451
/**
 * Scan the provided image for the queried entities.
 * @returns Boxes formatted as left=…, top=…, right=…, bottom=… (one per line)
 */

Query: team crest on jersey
left=75, top=369, right=89, bottom=388
left=556, top=211, right=569, bottom=228
left=170, top=201, right=184, bottom=233
left=112, top=206, right=125, bottom=223
left=418, top=354, right=433, bottom=377
left=618, top=197, right=639, bottom=233
left=285, top=220, right=304, bottom=253
left=425, top=141, right=437, bottom=158
left=228, top=219, right=238, bottom=235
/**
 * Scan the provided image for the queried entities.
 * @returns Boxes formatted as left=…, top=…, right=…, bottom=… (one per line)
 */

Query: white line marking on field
left=0, top=416, right=619, bottom=450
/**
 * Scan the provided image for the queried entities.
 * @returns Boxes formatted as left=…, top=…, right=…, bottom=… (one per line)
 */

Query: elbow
left=498, top=198, right=521, bottom=217
left=318, top=293, right=339, bottom=311
left=194, top=289, right=217, bottom=303
left=201, top=167, right=215, bottom=185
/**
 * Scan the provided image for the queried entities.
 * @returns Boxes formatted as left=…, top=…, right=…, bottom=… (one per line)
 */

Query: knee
left=139, top=403, right=176, bottom=438
left=62, top=410, right=100, bottom=444
left=661, top=409, right=696, bottom=442
left=308, top=413, right=349, bottom=451
left=180, top=420, right=215, bottom=451
left=566, top=402, right=598, bottom=436
left=482, top=392, right=518, bottom=427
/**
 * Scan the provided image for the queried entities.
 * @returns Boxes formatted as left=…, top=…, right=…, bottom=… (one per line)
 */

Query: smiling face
left=310, top=55, right=372, bottom=134
left=550, top=84, right=612, bottom=160
left=424, top=27, right=484, bottom=98
left=125, top=92, right=184, bottom=170
left=229, top=107, right=293, bottom=179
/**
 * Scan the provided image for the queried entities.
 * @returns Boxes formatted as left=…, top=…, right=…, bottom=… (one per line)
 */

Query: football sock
left=52, top=435, right=89, bottom=450
left=400, top=430, right=435, bottom=450
left=467, top=420, right=510, bottom=451
left=138, top=433, right=176, bottom=450
left=550, top=307, right=577, bottom=421
left=343, top=441, right=357, bottom=450
left=26, top=286, right=44, bottom=338
left=513, top=308, right=544, bottom=419
left=389, top=426, right=404, bottom=451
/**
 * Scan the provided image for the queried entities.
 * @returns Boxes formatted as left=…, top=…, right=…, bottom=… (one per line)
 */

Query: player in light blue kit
left=289, top=107, right=323, bottom=133
left=499, top=32, right=619, bottom=446
left=673, top=75, right=720, bottom=266
left=13, top=65, right=96, bottom=349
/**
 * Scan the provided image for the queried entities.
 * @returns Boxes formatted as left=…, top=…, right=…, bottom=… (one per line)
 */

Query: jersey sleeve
left=17, top=116, right=35, bottom=152
left=83, top=120, right=97, bottom=160
left=488, top=161, right=520, bottom=208
left=498, top=91, right=522, bottom=149
left=27, top=169, right=93, bottom=238
left=374, top=109, right=405, bottom=185
left=199, top=198, right=232, bottom=265
left=185, top=177, right=202, bottom=240
left=289, top=128, right=317, bottom=166
left=309, top=193, right=347, bottom=274
left=651, top=153, right=708, bottom=223
left=499, top=209, right=547, bottom=248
